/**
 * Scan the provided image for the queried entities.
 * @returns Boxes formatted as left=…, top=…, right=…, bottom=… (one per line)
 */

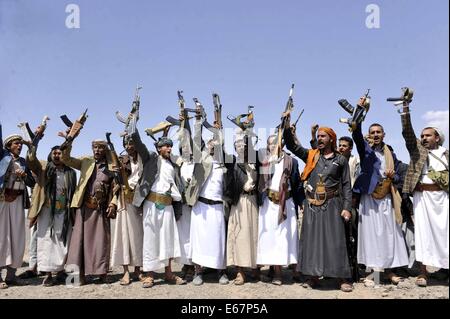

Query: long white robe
left=256, top=157, right=298, bottom=266
left=357, top=149, right=409, bottom=269
left=413, top=146, right=449, bottom=269
left=190, top=161, right=226, bottom=270
left=174, top=162, right=195, bottom=266
left=0, top=159, right=26, bottom=269
left=142, top=157, right=181, bottom=272
left=111, top=156, right=143, bottom=267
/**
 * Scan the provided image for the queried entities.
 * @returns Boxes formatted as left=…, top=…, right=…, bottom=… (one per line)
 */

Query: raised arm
left=283, top=126, right=309, bottom=163
left=400, top=106, right=419, bottom=157
left=61, top=143, right=82, bottom=171
left=130, top=127, right=151, bottom=164
left=26, top=144, right=44, bottom=177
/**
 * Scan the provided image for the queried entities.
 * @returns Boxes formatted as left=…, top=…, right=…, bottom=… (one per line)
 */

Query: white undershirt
left=269, top=157, right=291, bottom=192
left=199, top=161, right=224, bottom=201
left=128, top=155, right=143, bottom=190
left=151, top=157, right=182, bottom=201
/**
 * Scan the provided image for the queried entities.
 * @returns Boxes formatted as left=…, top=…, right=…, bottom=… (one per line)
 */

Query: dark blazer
left=352, top=123, right=401, bottom=195
left=130, top=128, right=183, bottom=218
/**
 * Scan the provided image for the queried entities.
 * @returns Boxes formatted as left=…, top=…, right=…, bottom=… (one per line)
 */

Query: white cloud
left=422, top=110, right=449, bottom=147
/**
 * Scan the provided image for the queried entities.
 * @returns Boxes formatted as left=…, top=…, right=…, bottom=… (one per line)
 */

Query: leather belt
left=306, top=188, right=339, bottom=201
left=198, top=196, right=223, bottom=205
left=414, top=183, right=442, bottom=192
left=267, top=190, right=291, bottom=205
left=0, top=189, right=24, bottom=203
left=146, top=192, right=173, bottom=206
left=243, top=190, right=257, bottom=196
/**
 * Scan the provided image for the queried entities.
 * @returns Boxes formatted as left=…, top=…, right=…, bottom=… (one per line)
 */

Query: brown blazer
left=401, top=111, right=449, bottom=195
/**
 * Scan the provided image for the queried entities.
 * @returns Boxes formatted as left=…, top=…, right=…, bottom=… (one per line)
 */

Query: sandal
left=142, top=276, right=154, bottom=288
left=339, top=281, right=354, bottom=292
left=272, top=276, right=283, bottom=286
left=165, top=274, right=186, bottom=285
left=0, top=282, right=8, bottom=289
left=302, top=277, right=319, bottom=289
left=416, top=275, right=428, bottom=287
left=386, top=273, right=402, bottom=285
left=362, top=278, right=375, bottom=287
left=42, top=275, right=54, bottom=287
left=120, top=273, right=132, bottom=286
left=234, top=272, right=245, bottom=286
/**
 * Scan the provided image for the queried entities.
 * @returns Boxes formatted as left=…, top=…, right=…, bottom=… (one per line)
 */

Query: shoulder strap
left=428, top=151, right=449, bottom=171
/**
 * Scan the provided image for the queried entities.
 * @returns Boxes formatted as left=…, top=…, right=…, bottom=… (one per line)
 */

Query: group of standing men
left=0, top=90, right=448, bottom=293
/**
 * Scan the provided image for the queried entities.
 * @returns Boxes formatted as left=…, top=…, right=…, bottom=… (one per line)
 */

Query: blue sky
left=0, top=0, right=448, bottom=164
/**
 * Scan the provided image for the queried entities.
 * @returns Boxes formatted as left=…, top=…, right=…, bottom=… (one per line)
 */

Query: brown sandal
left=142, top=276, right=154, bottom=288
left=165, top=275, right=186, bottom=285
left=416, top=275, right=428, bottom=287
left=387, top=273, right=402, bottom=285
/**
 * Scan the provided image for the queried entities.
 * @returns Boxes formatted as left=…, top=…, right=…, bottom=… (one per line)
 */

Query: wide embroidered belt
left=146, top=192, right=172, bottom=206
left=267, top=190, right=291, bottom=205
left=414, top=183, right=442, bottom=192
left=306, top=187, right=339, bottom=206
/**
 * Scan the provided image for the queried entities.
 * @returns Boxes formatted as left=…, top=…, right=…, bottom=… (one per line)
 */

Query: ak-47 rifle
left=18, top=115, right=50, bottom=147
left=211, top=93, right=223, bottom=130
left=338, top=89, right=371, bottom=132
left=116, top=85, right=142, bottom=137
left=144, top=121, right=172, bottom=141
left=276, top=84, right=295, bottom=158
left=106, top=132, right=127, bottom=207
left=59, top=109, right=88, bottom=150
left=293, top=108, right=305, bottom=128
left=166, top=90, right=195, bottom=157
left=227, top=106, right=255, bottom=131
left=386, top=87, right=413, bottom=114
left=227, top=106, right=259, bottom=144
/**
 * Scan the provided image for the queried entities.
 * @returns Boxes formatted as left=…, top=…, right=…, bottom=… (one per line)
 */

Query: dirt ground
left=1, top=222, right=448, bottom=300
left=1, top=263, right=448, bottom=299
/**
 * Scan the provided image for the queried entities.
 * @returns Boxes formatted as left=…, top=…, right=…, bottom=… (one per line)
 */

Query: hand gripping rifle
left=386, top=87, right=413, bottom=114
left=106, top=132, right=127, bottom=207
left=227, top=105, right=259, bottom=143
left=144, top=121, right=173, bottom=141
left=116, top=85, right=142, bottom=137
left=165, top=90, right=195, bottom=156
left=276, top=84, right=295, bottom=158
left=18, top=115, right=50, bottom=147
left=59, top=109, right=88, bottom=150
left=227, top=105, right=255, bottom=131
left=338, top=89, right=371, bottom=132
